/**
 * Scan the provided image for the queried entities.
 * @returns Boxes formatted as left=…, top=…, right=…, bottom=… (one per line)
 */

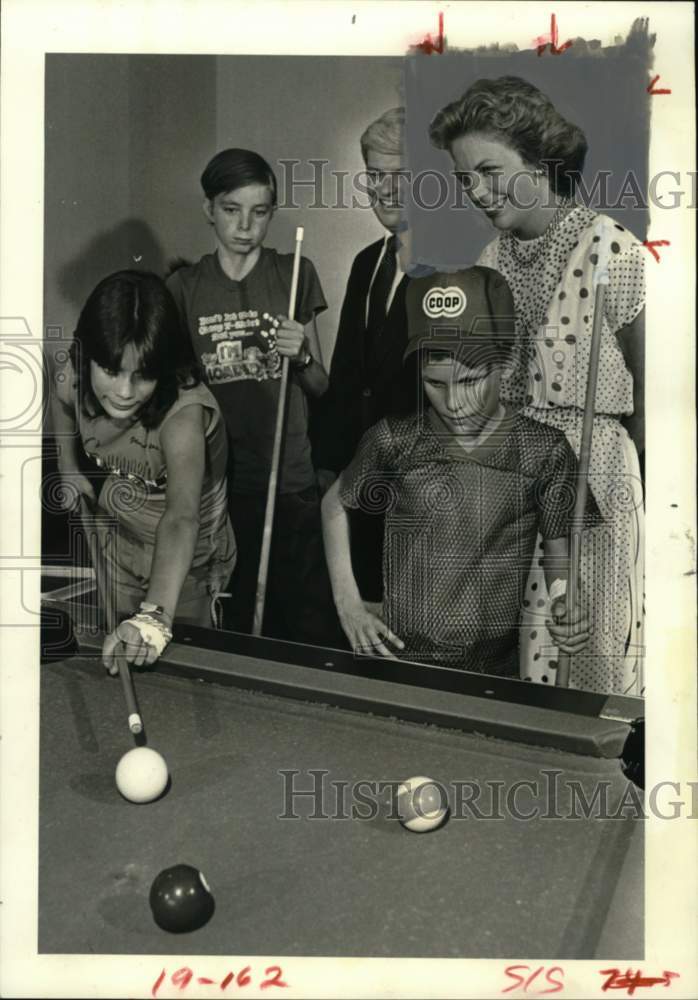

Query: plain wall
left=44, top=54, right=404, bottom=368
left=44, top=55, right=218, bottom=341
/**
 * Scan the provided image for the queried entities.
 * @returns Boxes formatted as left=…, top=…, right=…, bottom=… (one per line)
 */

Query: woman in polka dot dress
left=430, top=76, right=645, bottom=695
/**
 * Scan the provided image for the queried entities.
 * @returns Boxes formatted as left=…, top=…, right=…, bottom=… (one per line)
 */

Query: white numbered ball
left=115, top=746, right=169, bottom=804
left=396, top=775, right=449, bottom=833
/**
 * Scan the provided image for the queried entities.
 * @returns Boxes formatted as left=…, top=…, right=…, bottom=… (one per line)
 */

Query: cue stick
left=78, top=494, right=143, bottom=735
left=117, top=652, right=144, bottom=735
left=252, top=226, right=305, bottom=637
left=555, top=220, right=612, bottom=688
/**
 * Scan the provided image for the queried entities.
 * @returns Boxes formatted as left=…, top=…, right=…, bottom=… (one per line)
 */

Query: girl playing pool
left=52, top=270, right=236, bottom=668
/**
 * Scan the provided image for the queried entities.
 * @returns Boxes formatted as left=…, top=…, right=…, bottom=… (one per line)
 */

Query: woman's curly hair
left=429, top=76, right=587, bottom=197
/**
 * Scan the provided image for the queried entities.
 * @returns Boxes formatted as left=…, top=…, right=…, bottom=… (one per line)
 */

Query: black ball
left=149, top=864, right=215, bottom=933
left=621, top=718, right=644, bottom=790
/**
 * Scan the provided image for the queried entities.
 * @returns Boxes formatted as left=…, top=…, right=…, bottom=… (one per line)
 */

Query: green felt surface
left=39, top=656, right=643, bottom=958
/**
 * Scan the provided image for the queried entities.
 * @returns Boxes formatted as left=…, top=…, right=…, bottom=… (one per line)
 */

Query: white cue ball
left=115, top=746, right=169, bottom=804
left=396, top=775, right=449, bottom=833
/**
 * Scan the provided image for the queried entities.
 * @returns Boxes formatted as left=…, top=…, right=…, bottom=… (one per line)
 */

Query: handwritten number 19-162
left=152, top=965, right=289, bottom=996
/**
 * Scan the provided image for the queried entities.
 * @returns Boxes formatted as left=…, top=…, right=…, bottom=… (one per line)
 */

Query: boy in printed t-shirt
left=322, top=266, right=592, bottom=678
left=167, top=148, right=341, bottom=645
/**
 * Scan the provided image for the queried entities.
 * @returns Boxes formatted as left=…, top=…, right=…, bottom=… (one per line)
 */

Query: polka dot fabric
left=478, top=208, right=645, bottom=695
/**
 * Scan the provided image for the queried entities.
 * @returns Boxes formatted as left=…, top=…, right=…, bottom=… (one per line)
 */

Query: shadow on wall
left=55, top=218, right=168, bottom=314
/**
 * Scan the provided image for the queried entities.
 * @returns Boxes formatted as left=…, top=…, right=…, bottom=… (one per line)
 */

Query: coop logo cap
left=404, top=266, right=516, bottom=362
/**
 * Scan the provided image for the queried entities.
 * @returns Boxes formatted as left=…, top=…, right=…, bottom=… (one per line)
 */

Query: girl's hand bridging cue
left=102, top=614, right=173, bottom=673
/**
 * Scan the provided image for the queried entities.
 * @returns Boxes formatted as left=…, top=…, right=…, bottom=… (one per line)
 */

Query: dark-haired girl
left=52, top=270, right=236, bottom=666
left=430, top=76, right=645, bottom=695
left=167, top=148, right=341, bottom=646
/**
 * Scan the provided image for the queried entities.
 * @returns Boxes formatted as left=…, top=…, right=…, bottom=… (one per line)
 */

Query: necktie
left=366, top=236, right=398, bottom=341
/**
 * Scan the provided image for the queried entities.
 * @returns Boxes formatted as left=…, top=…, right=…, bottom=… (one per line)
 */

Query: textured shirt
left=338, top=410, right=578, bottom=668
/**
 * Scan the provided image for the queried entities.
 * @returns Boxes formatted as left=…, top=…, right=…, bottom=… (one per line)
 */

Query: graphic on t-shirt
left=82, top=447, right=165, bottom=490
left=198, top=309, right=281, bottom=384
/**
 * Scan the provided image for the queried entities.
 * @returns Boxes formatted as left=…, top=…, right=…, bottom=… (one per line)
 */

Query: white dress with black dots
left=478, top=206, right=645, bottom=695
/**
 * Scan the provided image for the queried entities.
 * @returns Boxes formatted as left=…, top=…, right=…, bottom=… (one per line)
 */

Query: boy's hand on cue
left=275, top=316, right=306, bottom=359
left=547, top=598, right=591, bottom=655
left=337, top=599, right=405, bottom=660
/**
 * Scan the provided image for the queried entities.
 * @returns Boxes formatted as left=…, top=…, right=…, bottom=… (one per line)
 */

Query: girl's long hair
left=70, top=270, right=201, bottom=429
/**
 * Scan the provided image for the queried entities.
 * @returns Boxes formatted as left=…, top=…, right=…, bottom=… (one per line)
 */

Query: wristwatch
left=292, top=350, right=313, bottom=371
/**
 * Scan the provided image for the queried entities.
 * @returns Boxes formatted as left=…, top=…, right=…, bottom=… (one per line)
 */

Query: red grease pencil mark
left=642, top=240, right=670, bottom=262
left=152, top=969, right=166, bottom=997
left=599, top=969, right=680, bottom=994
left=647, top=75, right=672, bottom=95
left=534, top=14, right=573, bottom=56
left=172, top=968, right=194, bottom=990
left=150, top=964, right=288, bottom=994
left=413, top=11, right=445, bottom=55
left=260, top=966, right=289, bottom=990
left=502, top=965, right=565, bottom=993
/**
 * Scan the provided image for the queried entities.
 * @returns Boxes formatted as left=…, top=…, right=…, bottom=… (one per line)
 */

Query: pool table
left=39, top=598, right=644, bottom=959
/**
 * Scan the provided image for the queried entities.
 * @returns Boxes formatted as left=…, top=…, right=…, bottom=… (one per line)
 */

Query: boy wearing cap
left=321, top=266, right=591, bottom=676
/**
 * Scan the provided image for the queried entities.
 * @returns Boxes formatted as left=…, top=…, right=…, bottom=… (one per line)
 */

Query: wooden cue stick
left=555, top=221, right=612, bottom=688
left=252, top=226, right=305, bottom=637
left=118, top=653, right=143, bottom=735
left=78, top=494, right=143, bottom=735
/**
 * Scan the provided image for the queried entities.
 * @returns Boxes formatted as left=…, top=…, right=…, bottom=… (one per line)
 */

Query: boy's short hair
left=404, top=266, right=516, bottom=368
left=360, top=107, right=405, bottom=160
left=201, top=148, right=278, bottom=205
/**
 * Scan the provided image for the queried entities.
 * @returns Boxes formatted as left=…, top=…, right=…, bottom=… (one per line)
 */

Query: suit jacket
left=313, top=238, right=409, bottom=474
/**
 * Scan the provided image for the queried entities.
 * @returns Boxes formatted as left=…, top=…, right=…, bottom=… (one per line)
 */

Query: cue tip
left=128, top=713, right=143, bottom=735
left=295, top=226, right=304, bottom=241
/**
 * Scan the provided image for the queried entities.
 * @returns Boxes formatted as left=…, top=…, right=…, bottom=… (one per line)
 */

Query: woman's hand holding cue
left=336, top=598, right=405, bottom=660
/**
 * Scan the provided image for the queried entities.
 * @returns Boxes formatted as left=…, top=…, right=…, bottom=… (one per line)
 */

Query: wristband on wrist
left=120, top=612, right=173, bottom=656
